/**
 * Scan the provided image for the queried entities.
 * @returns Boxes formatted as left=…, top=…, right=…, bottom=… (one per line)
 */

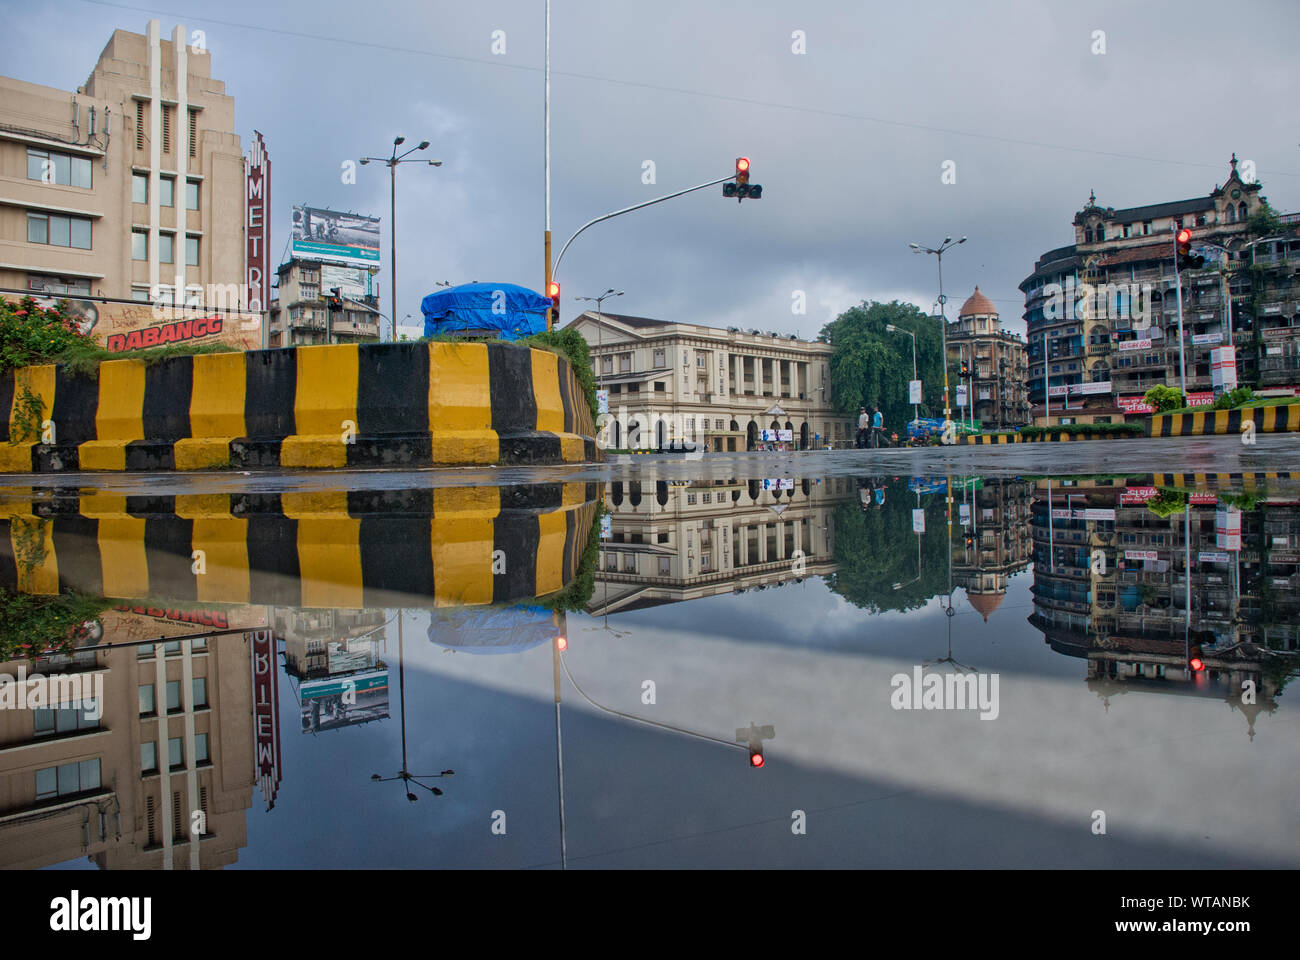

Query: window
left=654, top=381, right=665, bottom=392
left=27, top=213, right=91, bottom=249
left=619, top=354, right=631, bottom=372
left=162, top=104, right=171, bottom=153
left=132, top=287, right=150, bottom=302
left=657, top=532, right=669, bottom=544
left=166, top=680, right=181, bottom=712
left=132, top=172, right=148, bottom=203
left=188, top=110, right=197, bottom=158
left=159, top=233, right=174, bottom=264
left=34, top=700, right=99, bottom=736
left=715, top=419, right=724, bottom=429
left=159, top=176, right=174, bottom=207
left=36, top=759, right=100, bottom=800
left=168, top=737, right=183, bottom=769
left=686, top=493, right=697, bottom=505
left=26, top=148, right=91, bottom=187
left=132, top=230, right=147, bottom=260
left=195, top=733, right=209, bottom=763
left=702, top=492, right=712, bottom=503
left=142, top=742, right=157, bottom=774
left=1143, top=221, right=1152, bottom=235
left=135, top=100, right=145, bottom=150
left=658, top=557, right=671, bottom=576
left=653, top=349, right=665, bottom=367
left=697, top=355, right=706, bottom=368
left=622, top=554, right=636, bottom=573
left=602, top=356, right=612, bottom=374
left=139, top=684, right=155, bottom=715
left=186, top=180, right=199, bottom=210
left=185, top=235, right=199, bottom=266
left=627, top=383, right=639, bottom=392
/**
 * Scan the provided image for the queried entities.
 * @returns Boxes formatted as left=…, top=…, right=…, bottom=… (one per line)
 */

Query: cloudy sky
left=7, top=0, right=1300, bottom=338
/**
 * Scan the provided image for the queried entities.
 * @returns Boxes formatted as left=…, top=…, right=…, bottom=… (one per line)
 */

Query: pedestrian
left=857, top=407, right=869, bottom=448
left=872, top=407, right=884, bottom=448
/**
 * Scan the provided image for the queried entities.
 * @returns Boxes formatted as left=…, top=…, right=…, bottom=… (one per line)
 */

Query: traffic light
left=960, top=360, right=970, bottom=378
left=328, top=286, right=343, bottom=311
left=736, top=722, right=775, bottom=769
left=1188, top=643, right=1205, bottom=673
left=1176, top=228, right=1205, bottom=271
left=555, top=635, right=568, bottom=652
left=722, top=157, right=763, bottom=201
left=546, top=280, right=560, bottom=326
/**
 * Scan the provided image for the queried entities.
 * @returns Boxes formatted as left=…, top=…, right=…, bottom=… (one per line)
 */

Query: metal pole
left=1173, top=230, right=1187, bottom=397
left=938, top=251, right=949, bottom=421
left=911, top=331, right=918, bottom=426
left=1043, top=331, right=1050, bottom=425
left=544, top=0, right=552, bottom=329
left=390, top=161, right=397, bottom=344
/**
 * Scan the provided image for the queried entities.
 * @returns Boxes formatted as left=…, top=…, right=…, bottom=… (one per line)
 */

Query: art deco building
left=1019, top=158, right=1300, bottom=422
left=565, top=311, right=853, bottom=450
left=946, top=288, right=1030, bottom=429
left=0, top=20, right=246, bottom=305
left=590, top=476, right=852, bottom=614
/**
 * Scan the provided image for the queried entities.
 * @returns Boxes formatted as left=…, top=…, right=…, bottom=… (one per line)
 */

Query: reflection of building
left=1020, top=159, right=1300, bottom=422
left=590, top=477, right=851, bottom=614
left=566, top=311, right=852, bottom=450
left=0, top=21, right=246, bottom=304
left=951, top=478, right=1032, bottom=621
left=946, top=289, right=1029, bottom=428
left=268, top=257, right=381, bottom=347
left=1027, top=478, right=1300, bottom=736
left=273, top=607, right=390, bottom=734
left=0, top=609, right=258, bottom=869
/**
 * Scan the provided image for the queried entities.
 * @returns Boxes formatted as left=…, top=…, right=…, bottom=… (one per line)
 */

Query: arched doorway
left=800, top=422, right=809, bottom=448
left=656, top=418, right=667, bottom=451
left=746, top=421, right=758, bottom=450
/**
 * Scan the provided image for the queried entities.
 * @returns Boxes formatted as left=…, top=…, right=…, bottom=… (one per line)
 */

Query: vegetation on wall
left=0, top=588, right=108, bottom=662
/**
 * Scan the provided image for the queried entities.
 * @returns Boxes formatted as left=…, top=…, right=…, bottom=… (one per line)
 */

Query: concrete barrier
left=0, top=482, right=599, bottom=608
left=0, top=340, right=599, bottom=472
left=1149, top=404, right=1300, bottom=437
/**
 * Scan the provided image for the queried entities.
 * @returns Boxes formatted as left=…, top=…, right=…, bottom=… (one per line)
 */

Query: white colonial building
left=565, top=311, right=853, bottom=450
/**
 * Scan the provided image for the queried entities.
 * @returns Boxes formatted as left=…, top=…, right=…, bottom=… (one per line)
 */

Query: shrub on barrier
left=519, top=327, right=598, bottom=422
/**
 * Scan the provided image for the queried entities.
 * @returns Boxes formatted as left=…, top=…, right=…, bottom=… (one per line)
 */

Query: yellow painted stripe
left=429, top=342, right=498, bottom=464
left=281, top=344, right=357, bottom=469
left=281, top=491, right=353, bottom=518
left=431, top=487, right=499, bottom=607
left=176, top=494, right=250, bottom=603
left=80, top=359, right=146, bottom=471
left=175, top=353, right=247, bottom=470
left=561, top=482, right=588, bottom=507
left=11, top=515, right=58, bottom=595
left=0, top=444, right=33, bottom=472
left=535, top=508, right=567, bottom=596
left=530, top=348, right=566, bottom=433
left=280, top=490, right=359, bottom=608
left=96, top=512, right=149, bottom=599
left=10, top=365, right=56, bottom=441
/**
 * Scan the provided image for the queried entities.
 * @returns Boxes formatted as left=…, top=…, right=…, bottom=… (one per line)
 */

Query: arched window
left=1225, top=205, right=1235, bottom=223
left=1085, top=227, right=1093, bottom=243
left=1096, top=225, right=1105, bottom=242
left=1238, top=201, right=1248, bottom=221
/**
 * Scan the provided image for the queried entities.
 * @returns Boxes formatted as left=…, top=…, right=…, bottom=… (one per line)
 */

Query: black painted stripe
left=51, top=368, right=99, bottom=444
left=50, top=515, right=102, bottom=596
left=359, top=516, right=435, bottom=607
left=487, top=342, right=537, bottom=434
left=492, top=511, right=539, bottom=604
left=0, top=517, right=16, bottom=591
left=355, top=341, right=429, bottom=438
left=560, top=503, right=577, bottom=585
left=0, top=367, right=14, bottom=444
left=142, top=355, right=193, bottom=442
left=142, top=516, right=197, bottom=602
left=1227, top=409, right=1242, bottom=435
left=246, top=514, right=301, bottom=606
left=244, top=348, right=297, bottom=441
left=557, top=360, right=576, bottom=436
left=124, top=441, right=175, bottom=471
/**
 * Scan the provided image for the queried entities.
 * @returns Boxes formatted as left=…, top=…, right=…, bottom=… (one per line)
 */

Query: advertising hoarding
left=908, top=380, right=922, bottom=404
left=245, top=132, right=271, bottom=313
left=320, top=263, right=370, bottom=300
left=291, top=205, right=381, bottom=265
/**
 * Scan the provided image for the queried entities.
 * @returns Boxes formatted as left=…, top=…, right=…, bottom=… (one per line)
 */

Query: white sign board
left=912, top=509, right=925, bottom=534
left=596, top=389, right=609, bottom=414
left=909, top=380, right=922, bottom=405
left=956, top=385, right=967, bottom=408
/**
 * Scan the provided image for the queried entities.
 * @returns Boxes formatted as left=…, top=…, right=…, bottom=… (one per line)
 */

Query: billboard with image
left=320, top=263, right=370, bottom=300
left=291, top=206, right=381, bottom=265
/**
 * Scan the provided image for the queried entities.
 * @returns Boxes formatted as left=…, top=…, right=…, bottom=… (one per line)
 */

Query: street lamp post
left=910, top=237, right=966, bottom=435
left=360, top=137, right=441, bottom=343
left=576, top=289, right=624, bottom=391
left=885, top=323, right=918, bottom=427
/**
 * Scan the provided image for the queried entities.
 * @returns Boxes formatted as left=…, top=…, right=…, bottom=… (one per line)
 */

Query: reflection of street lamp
left=370, top=611, right=454, bottom=801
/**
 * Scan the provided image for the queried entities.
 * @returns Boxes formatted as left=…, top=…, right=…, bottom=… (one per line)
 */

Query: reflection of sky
left=222, top=572, right=1298, bottom=868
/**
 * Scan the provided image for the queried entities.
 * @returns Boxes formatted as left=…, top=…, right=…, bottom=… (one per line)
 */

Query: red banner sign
left=250, top=629, right=282, bottom=811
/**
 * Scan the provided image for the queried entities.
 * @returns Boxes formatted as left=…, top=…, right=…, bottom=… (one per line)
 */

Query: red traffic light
left=556, top=635, right=568, bottom=652
left=1176, top=228, right=1192, bottom=245
left=736, top=157, right=750, bottom=184
left=749, top=751, right=765, bottom=768
left=1189, top=655, right=1205, bottom=672
left=546, top=281, right=560, bottom=301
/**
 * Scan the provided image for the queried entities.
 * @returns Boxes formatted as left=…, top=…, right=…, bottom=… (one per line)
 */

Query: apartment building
left=1019, top=158, right=1300, bottom=421
left=0, top=615, right=258, bottom=869
left=946, top=288, right=1030, bottom=429
left=267, top=258, right=382, bottom=346
left=0, top=21, right=246, bottom=307
left=590, top=476, right=852, bottom=615
left=566, top=311, right=852, bottom=450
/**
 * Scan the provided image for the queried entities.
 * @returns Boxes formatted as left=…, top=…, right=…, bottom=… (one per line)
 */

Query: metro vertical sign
left=245, top=131, right=270, bottom=319
left=249, top=629, right=282, bottom=811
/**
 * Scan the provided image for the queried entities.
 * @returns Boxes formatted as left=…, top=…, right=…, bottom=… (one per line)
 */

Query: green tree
left=820, top=300, right=946, bottom=431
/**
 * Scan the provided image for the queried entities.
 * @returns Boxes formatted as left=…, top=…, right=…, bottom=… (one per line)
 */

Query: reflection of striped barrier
left=1148, top=471, right=1293, bottom=489
left=0, top=482, right=598, bottom=608
left=0, top=341, right=598, bottom=472
left=1149, top=404, right=1300, bottom=438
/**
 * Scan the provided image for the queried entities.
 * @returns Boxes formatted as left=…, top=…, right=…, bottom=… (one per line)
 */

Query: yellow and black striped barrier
left=1149, top=404, right=1300, bottom=438
left=0, top=482, right=598, bottom=608
left=0, top=341, right=599, bottom=473
left=957, top=431, right=1137, bottom=444
left=1148, top=471, right=1293, bottom=489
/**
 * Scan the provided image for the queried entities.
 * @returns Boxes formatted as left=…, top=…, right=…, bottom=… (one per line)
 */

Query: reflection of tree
left=1146, top=489, right=1187, bottom=518
left=825, top=486, right=950, bottom=613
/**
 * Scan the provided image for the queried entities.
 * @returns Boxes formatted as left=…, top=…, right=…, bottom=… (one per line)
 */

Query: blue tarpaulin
left=426, top=605, right=558, bottom=655
left=420, top=282, right=550, bottom=340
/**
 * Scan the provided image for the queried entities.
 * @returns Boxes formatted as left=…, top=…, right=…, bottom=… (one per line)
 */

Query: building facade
left=566, top=311, right=853, bottom=450
left=946, top=288, right=1030, bottom=429
left=0, top=21, right=246, bottom=307
left=1019, top=158, right=1300, bottom=421
left=267, top=258, right=381, bottom=347
left=950, top=477, right=1033, bottom=621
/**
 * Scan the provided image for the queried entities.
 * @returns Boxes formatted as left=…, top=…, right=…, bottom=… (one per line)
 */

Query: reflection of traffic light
left=1176, top=228, right=1205, bottom=271
left=723, top=157, right=762, bottom=201
left=736, top=722, right=775, bottom=769
left=556, top=635, right=568, bottom=652
left=1188, top=642, right=1205, bottom=673
left=546, top=280, right=560, bottom=326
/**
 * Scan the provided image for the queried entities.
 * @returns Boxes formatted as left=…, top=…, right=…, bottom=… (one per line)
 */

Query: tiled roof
left=958, top=286, right=997, bottom=318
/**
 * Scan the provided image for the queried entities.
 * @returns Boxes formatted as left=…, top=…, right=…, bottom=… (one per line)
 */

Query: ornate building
left=946, top=288, right=1030, bottom=429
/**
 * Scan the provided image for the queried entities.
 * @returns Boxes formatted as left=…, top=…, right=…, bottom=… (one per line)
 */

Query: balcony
left=332, top=320, right=379, bottom=339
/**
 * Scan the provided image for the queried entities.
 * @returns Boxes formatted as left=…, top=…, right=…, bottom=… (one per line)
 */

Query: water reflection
left=0, top=471, right=1296, bottom=869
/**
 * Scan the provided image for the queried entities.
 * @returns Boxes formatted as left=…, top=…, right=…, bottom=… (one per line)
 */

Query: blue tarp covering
left=426, top=604, right=557, bottom=655
left=420, top=282, right=550, bottom=340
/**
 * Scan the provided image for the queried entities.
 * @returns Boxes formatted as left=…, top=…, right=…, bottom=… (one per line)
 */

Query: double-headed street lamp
left=360, top=137, right=441, bottom=342
left=886, top=322, right=918, bottom=426
left=910, top=237, right=966, bottom=427
left=576, top=289, right=623, bottom=388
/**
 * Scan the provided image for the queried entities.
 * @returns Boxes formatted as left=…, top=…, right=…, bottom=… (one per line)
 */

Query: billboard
left=4, top=291, right=263, bottom=353
left=320, top=263, right=370, bottom=300
left=300, top=669, right=390, bottom=733
left=291, top=206, right=381, bottom=265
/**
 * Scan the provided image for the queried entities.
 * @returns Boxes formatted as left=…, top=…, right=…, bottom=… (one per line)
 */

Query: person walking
left=857, top=407, right=869, bottom=449
left=872, top=407, right=885, bottom=448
